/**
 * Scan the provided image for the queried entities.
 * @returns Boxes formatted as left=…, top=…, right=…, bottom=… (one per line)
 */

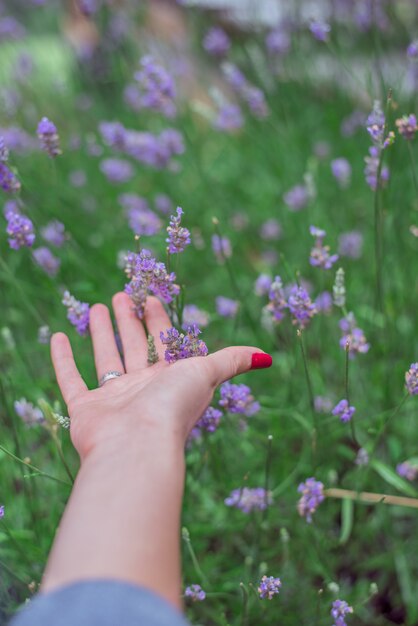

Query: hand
left=51, top=292, right=271, bottom=462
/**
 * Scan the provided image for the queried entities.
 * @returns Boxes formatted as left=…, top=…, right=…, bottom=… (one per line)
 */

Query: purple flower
left=0, top=126, right=36, bottom=154
left=332, top=399, right=356, bottom=423
left=396, top=461, right=418, bottom=481
left=309, top=225, right=339, bottom=270
left=260, top=219, right=282, bottom=241
left=0, top=136, right=9, bottom=162
left=254, top=273, right=272, bottom=296
left=124, top=249, right=180, bottom=319
left=216, top=296, right=239, bottom=318
left=297, top=477, right=325, bottom=523
left=78, top=0, right=100, bottom=15
left=38, top=325, right=51, bottom=344
left=41, top=220, right=66, bottom=247
left=341, top=110, right=367, bottom=137
left=331, top=158, right=351, bottom=188
left=405, top=363, right=418, bottom=395
left=212, top=234, right=232, bottom=262
left=160, top=325, right=208, bottom=363
left=100, top=158, right=134, bottom=183
left=194, top=406, right=223, bottom=433
left=225, top=487, right=272, bottom=513
left=221, top=62, right=268, bottom=118
left=37, top=117, right=61, bottom=157
left=245, top=86, right=269, bottom=119
left=309, top=20, right=331, bottom=42
left=339, top=313, right=370, bottom=358
left=126, top=205, right=161, bottom=237
left=314, top=396, right=333, bottom=413
left=182, top=305, right=210, bottom=330
left=287, top=285, right=316, bottom=328
left=154, top=193, right=172, bottom=215
left=0, top=16, right=26, bottom=40
left=364, top=146, right=390, bottom=190
left=0, top=162, right=21, bottom=193
left=258, top=575, right=282, bottom=599
left=0, top=505, right=4, bottom=518
left=213, top=104, right=243, bottom=132
left=315, top=291, right=333, bottom=314
left=185, top=584, right=206, bottom=602
left=5, top=209, right=35, bottom=249
left=366, top=101, right=385, bottom=145
left=99, top=121, right=126, bottom=150
left=32, top=247, right=60, bottom=277
left=133, top=56, right=176, bottom=118
left=166, top=207, right=191, bottom=254
left=396, top=114, right=418, bottom=140
left=219, top=382, right=260, bottom=416
left=407, top=40, right=418, bottom=59
left=283, top=184, right=309, bottom=211
left=203, top=27, right=230, bottom=57
left=14, top=398, right=44, bottom=426
left=338, top=231, right=363, bottom=259
left=266, top=28, right=291, bottom=55
left=266, top=275, right=287, bottom=322
left=62, top=290, right=90, bottom=336
left=331, top=599, right=353, bottom=626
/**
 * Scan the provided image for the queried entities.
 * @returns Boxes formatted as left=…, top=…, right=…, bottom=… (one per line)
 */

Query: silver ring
left=99, top=370, right=123, bottom=387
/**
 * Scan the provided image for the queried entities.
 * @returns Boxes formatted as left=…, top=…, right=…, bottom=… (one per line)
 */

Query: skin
left=41, top=291, right=267, bottom=610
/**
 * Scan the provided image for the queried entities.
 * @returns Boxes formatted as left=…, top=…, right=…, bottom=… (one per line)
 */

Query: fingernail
left=251, top=353, right=273, bottom=370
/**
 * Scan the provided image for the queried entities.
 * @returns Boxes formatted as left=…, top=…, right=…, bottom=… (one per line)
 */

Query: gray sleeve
left=9, top=579, right=191, bottom=626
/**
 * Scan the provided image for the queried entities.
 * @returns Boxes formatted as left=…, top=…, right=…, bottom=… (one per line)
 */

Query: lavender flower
left=0, top=136, right=9, bottom=162
left=258, top=575, right=282, bottom=599
left=338, top=231, right=363, bottom=259
left=405, top=363, right=418, bottom=395
left=182, top=305, right=210, bottom=330
left=287, top=285, right=316, bottom=328
left=314, top=396, right=333, bottom=413
left=283, top=184, right=309, bottom=211
left=355, top=448, right=369, bottom=466
left=219, top=382, right=260, bottom=416
left=395, top=114, right=418, bottom=140
left=126, top=205, right=161, bottom=237
left=225, top=487, right=272, bottom=513
left=32, top=247, right=60, bottom=277
left=309, top=226, right=339, bottom=270
left=6, top=209, right=35, bottom=249
left=254, top=273, right=272, bottom=296
left=0, top=16, right=26, bottom=40
left=203, top=27, right=230, bottom=57
left=364, top=146, right=389, bottom=190
left=195, top=406, right=223, bottom=433
left=331, top=599, right=353, bottom=626
left=216, top=296, right=239, bottom=318
left=260, top=219, right=282, bottom=241
left=62, top=290, right=90, bottom=336
left=124, top=249, right=180, bottom=319
left=212, top=234, right=232, bottom=262
left=160, top=325, right=208, bottom=363
left=266, top=275, right=287, bottom=322
left=309, top=20, right=331, bottom=42
left=166, top=207, right=191, bottom=254
left=133, top=56, right=176, bottom=118
left=331, top=158, right=351, bottom=188
left=407, top=41, right=418, bottom=59
left=14, top=398, right=44, bottom=426
left=41, top=220, right=66, bottom=247
left=0, top=162, right=21, bottom=192
left=185, top=584, right=206, bottom=602
left=333, top=268, right=346, bottom=308
left=154, top=193, right=172, bottom=215
left=36, top=117, right=61, bottom=157
left=221, top=62, right=269, bottom=118
left=266, top=28, right=291, bottom=56
left=38, top=325, right=51, bottom=344
left=0, top=505, right=4, bottom=518
left=245, top=86, right=269, bottom=118
left=78, top=0, right=100, bottom=15
left=339, top=313, right=370, bottom=358
left=297, top=477, right=325, bottom=523
left=366, top=101, right=385, bottom=145
left=332, top=399, right=356, bottom=423
left=396, top=461, right=418, bottom=481
left=100, top=158, right=134, bottom=183
left=213, top=104, right=243, bottom=132
left=315, top=291, right=333, bottom=314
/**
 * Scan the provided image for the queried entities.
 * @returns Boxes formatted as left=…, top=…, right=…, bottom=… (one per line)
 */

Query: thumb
left=205, top=346, right=273, bottom=387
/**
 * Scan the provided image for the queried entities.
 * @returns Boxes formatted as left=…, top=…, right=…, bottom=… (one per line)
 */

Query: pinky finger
left=50, top=332, right=88, bottom=405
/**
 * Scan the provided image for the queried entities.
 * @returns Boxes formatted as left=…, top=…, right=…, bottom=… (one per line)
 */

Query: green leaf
left=339, top=497, right=354, bottom=545
left=370, top=459, right=418, bottom=497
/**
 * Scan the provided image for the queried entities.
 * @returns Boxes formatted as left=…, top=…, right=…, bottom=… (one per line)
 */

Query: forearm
left=40, top=425, right=186, bottom=609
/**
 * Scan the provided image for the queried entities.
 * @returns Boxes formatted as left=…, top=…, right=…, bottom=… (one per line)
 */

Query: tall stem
left=345, top=342, right=358, bottom=447
left=407, top=142, right=418, bottom=198
left=182, top=527, right=209, bottom=587
left=297, top=330, right=317, bottom=468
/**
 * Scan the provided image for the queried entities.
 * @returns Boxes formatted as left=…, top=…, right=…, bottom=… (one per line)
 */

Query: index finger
left=50, top=332, right=88, bottom=405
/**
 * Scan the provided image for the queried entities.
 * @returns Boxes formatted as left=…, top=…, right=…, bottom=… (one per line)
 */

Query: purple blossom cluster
left=260, top=218, right=282, bottom=241
left=0, top=505, right=4, bottom=519
left=364, top=101, right=390, bottom=190
left=5, top=204, right=35, bottom=249
left=287, top=285, right=317, bottom=328
left=396, top=461, right=418, bottom=481
left=258, top=575, right=282, bottom=599
left=203, top=27, right=230, bottom=57
left=185, top=584, right=206, bottom=602
left=332, top=399, right=356, bottom=423
left=266, top=27, right=291, bottom=56
left=339, top=313, right=370, bottom=358
left=221, top=62, right=268, bottom=119
left=182, top=305, right=209, bottom=330
left=338, top=231, right=363, bottom=259
left=212, top=234, right=232, bottom=262
left=216, top=296, right=239, bottom=318
left=213, top=103, right=243, bottom=132
left=219, top=382, right=260, bottom=416
left=160, top=325, right=208, bottom=363
left=123, top=198, right=161, bottom=236
left=14, top=398, right=44, bottom=426
left=331, top=158, right=351, bottom=188
left=283, top=184, right=309, bottom=211
left=130, top=55, right=176, bottom=118
left=193, top=406, right=223, bottom=435
left=32, top=247, right=60, bottom=277
left=309, top=19, right=331, bottom=42
left=314, top=396, right=333, bottom=413
left=297, top=477, right=325, bottom=523
left=123, top=249, right=179, bottom=319
left=405, top=363, right=418, bottom=395
left=100, top=158, right=134, bottom=183
left=309, top=226, right=339, bottom=270
left=36, top=117, right=61, bottom=158
left=41, top=220, right=66, bottom=247
left=225, top=487, right=272, bottom=513
left=266, top=276, right=287, bottom=322
left=0, top=134, right=21, bottom=193
left=396, top=114, right=418, bottom=140
left=315, top=291, right=333, bottom=314
left=166, top=207, right=191, bottom=254
left=331, top=599, right=353, bottom=626
left=62, top=290, right=90, bottom=336
left=254, top=273, right=272, bottom=296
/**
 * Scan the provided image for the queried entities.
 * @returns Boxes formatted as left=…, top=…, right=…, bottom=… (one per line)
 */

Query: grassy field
left=1, top=2, right=418, bottom=624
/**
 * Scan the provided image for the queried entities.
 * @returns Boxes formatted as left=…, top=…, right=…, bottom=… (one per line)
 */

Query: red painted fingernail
left=251, top=353, right=273, bottom=370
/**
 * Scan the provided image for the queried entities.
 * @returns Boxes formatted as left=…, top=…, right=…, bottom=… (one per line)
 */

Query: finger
left=112, top=291, right=148, bottom=371
left=143, top=296, right=172, bottom=361
left=89, top=303, right=125, bottom=383
left=50, top=332, right=88, bottom=405
left=205, top=346, right=273, bottom=387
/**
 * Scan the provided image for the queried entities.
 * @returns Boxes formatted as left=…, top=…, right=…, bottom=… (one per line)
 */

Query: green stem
left=50, top=430, right=75, bottom=484
left=345, top=342, right=359, bottom=447
left=263, top=435, right=273, bottom=520
left=240, top=583, right=249, bottom=626
left=0, top=444, right=72, bottom=487
left=407, top=141, right=418, bottom=198
left=0, top=255, right=43, bottom=326
left=297, top=329, right=317, bottom=469
left=0, top=519, right=34, bottom=570
left=182, top=527, right=209, bottom=587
